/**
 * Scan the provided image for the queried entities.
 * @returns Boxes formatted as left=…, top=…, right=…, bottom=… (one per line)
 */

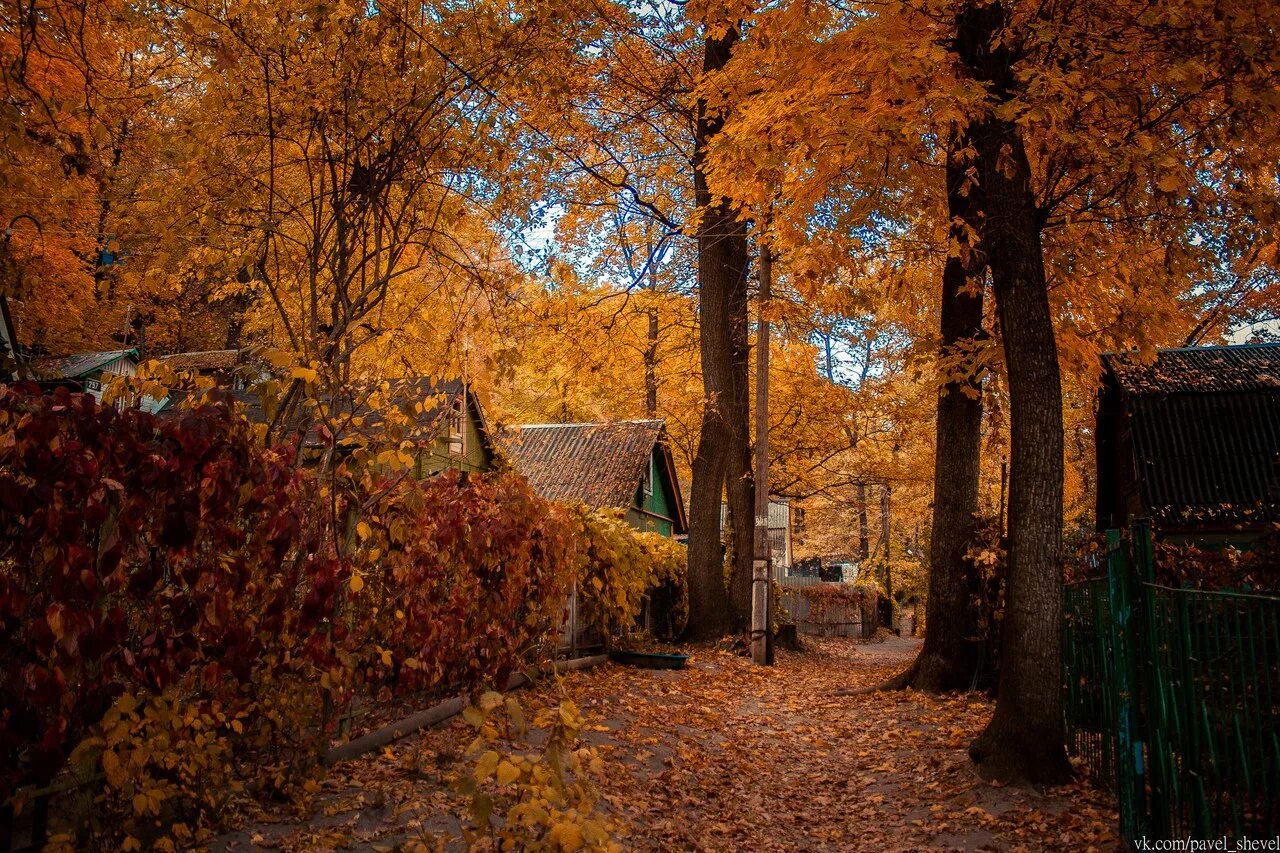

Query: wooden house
left=502, top=420, right=688, bottom=537
left=232, top=378, right=495, bottom=475
left=160, top=349, right=254, bottom=389
left=30, top=348, right=139, bottom=395
left=1096, top=342, right=1280, bottom=544
left=0, top=294, right=22, bottom=378
left=28, top=348, right=174, bottom=413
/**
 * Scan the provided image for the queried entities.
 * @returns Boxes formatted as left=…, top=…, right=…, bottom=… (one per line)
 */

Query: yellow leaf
left=495, top=760, right=519, bottom=784
left=474, top=750, right=499, bottom=781
left=549, top=821, right=584, bottom=851
left=349, top=574, right=365, bottom=593
left=102, top=749, right=127, bottom=788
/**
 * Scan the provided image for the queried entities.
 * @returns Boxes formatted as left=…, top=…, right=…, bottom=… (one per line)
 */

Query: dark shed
left=1095, top=343, right=1280, bottom=542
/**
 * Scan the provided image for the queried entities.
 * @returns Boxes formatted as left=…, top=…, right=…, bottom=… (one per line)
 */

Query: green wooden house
left=232, top=378, right=495, bottom=474
left=408, top=379, right=495, bottom=475
left=501, top=420, right=687, bottom=537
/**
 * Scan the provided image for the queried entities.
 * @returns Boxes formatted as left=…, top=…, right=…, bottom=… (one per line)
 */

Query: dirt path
left=211, top=637, right=1118, bottom=851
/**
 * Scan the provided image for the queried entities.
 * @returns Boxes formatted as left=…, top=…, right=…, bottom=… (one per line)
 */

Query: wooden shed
left=1096, top=343, right=1280, bottom=544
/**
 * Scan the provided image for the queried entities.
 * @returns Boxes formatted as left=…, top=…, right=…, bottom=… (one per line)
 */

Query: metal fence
left=1062, top=521, right=1280, bottom=843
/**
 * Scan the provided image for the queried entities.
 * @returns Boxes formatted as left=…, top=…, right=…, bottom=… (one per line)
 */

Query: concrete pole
left=751, top=243, right=772, bottom=665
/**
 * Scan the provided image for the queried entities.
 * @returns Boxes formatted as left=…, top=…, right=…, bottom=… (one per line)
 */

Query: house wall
left=625, top=449, right=678, bottom=537
left=416, top=397, right=492, bottom=475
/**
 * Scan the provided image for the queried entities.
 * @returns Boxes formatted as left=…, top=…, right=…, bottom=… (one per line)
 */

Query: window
left=447, top=397, right=466, bottom=457
left=642, top=454, right=653, bottom=496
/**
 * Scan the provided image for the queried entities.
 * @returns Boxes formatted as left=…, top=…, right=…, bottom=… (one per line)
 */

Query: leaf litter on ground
left=207, top=636, right=1119, bottom=852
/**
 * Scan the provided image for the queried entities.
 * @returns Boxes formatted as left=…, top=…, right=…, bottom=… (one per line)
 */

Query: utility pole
left=881, top=483, right=895, bottom=632
left=644, top=240, right=659, bottom=418
left=751, top=243, right=772, bottom=665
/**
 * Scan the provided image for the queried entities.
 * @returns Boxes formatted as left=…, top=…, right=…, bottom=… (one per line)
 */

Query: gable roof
left=1101, top=343, right=1280, bottom=529
left=160, top=349, right=241, bottom=372
left=30, top=349, right=138, bottom=379
left=502, top=420, right=684, bottom=520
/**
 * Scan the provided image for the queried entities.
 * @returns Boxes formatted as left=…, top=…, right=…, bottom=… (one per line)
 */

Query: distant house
left=28, top=347, right=174, bottom=413
left=1096, top=343, right=1280, bottom=544
left=722, top=497, right=796, bottom=573
left=30, top=348, right=139, bottom=394
left=234, top=378, right=495, bottom=475
left=0, top=294, right=22, bottom=378
left=160, top=349, right=253, bottom=389
left=502, top=420, right=688, bottom=538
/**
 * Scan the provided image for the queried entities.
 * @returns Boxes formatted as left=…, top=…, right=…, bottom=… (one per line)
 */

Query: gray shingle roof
left=160, top=350, right=241, bottom=372
left=1104, top=343, right=1280, bottom=395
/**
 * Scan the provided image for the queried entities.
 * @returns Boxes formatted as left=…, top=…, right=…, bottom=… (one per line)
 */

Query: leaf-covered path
left=213, top=637, right=1119, bottom=851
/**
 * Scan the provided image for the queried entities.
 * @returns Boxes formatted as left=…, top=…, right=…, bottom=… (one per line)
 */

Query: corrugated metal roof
left=1129, top=392, right=1280, bottom=528
left=30, top=349, right=137, bottom=379
left=1104, top=343, right=1280, bottom=395
left=502, top=420, right=665, bottom=510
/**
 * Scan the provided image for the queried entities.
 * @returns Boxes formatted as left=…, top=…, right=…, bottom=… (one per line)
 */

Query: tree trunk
left=955, top=0, right=1072, bottom=786
left=684, top=25, right=750, bottom=639
left=909, top=128, right=988, bottom=693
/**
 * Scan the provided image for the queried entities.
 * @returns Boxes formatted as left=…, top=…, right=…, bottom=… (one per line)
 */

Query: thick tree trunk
left=956, top=0, right=1072, bottom=786
left=909, top=130, right=988, bottom=693
left=685, top=26, right=750, bottom=639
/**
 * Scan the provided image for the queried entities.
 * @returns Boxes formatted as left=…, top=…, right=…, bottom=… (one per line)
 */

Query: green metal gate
left=1062, top=521, right=1280, bottom=844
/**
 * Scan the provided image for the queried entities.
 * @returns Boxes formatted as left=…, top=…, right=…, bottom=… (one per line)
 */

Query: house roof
left=30, top=349, right=138, bottom=379
left=1103, top=342, right=1280, bottom=395
left=502, top=420, right=673, bottom=511
left=1101, top=343, right=1280, bottom=529
left=160, top=349, right=241, bottom=372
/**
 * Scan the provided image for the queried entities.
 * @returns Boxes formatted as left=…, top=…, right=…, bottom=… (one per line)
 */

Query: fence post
left=1106, top=528, right=1145, bottom=840
left=1131, top=518, right=1166, bottom=837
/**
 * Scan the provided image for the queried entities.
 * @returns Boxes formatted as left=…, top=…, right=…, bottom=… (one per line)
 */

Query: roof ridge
left=517, top=419, right=664, bottom=429
left=1104, top=341, right=1280, bottom=359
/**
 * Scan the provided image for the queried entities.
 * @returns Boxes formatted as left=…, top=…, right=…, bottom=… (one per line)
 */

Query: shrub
left=0, top=384, right=688, bottom=846
left=572, top=510, right=687, bottom=643
left=798, top=583, right=878, bottom=628
left=0, top=384, right=322, bottom=808
left=345, top=469, right=576, bottom=695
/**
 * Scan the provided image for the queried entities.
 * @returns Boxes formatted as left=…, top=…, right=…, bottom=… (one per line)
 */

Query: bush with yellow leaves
left=458, top=690, right=620, bottom=852
left=572, top=509, right=688, bottom=644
